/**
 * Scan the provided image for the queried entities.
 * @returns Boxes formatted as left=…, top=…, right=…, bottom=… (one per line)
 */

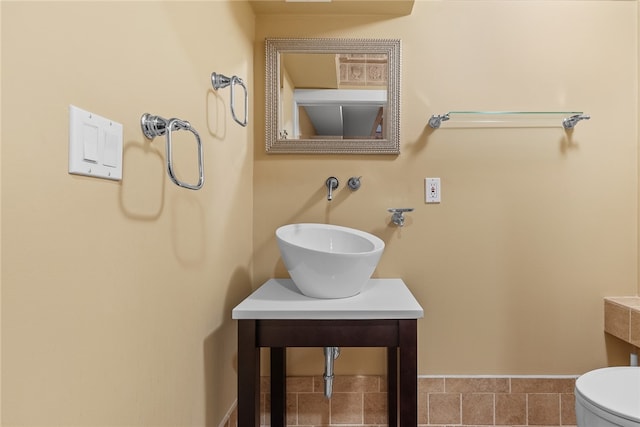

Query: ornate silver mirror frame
left=265, top=38, right=401, bottom=154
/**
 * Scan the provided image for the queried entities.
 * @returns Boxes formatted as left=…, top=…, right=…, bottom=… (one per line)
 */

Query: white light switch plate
left=69, top=105, right=123, bottom=181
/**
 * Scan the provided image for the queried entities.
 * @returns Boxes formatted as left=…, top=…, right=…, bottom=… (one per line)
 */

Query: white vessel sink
left=275, top=223, right=385, bottom=299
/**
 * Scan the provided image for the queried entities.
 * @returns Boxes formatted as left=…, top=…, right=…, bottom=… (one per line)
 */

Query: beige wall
left=2, top=1, right=254, bottom=426
left=2, top=1, right=639, bottom=425
left=253, top=1, right=638, bottom=376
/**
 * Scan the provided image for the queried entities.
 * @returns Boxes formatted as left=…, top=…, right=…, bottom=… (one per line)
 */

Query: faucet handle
left=347, top=176, right=362, bottom=191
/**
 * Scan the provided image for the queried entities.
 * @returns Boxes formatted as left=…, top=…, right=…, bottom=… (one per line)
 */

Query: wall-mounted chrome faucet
left=326, top=177, right=339, bottom=201
left=388, top=208, right=414, bottom=227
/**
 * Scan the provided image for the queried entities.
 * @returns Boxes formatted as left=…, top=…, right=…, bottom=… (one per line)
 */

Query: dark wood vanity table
left=232, top=278, right=424, bottom=427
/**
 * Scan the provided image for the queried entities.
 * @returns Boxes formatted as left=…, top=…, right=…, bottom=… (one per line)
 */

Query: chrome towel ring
left=140, top=113, right=204, bottom=190
left=211, top=72, right=248, bottom=127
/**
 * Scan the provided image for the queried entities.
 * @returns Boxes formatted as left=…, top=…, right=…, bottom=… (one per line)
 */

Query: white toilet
left=575, top=366, right=640, bottom=427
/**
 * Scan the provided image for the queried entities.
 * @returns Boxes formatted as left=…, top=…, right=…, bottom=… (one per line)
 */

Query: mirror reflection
left=279, top=53, right=388, bottom=140
left=265, top=38, right=401, bottom=154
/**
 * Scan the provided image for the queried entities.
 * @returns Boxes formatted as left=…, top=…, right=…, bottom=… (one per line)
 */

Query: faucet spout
left=326, top=177, right=339, bottom=201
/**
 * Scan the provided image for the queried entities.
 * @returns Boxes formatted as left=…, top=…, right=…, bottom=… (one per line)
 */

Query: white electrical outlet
left=425, top=178, right=441, bottom=203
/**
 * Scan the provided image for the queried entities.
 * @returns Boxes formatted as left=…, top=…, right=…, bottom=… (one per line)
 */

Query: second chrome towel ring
left=141, top=113, right=204, bottom=190
left=211, top=72, right=248, bottom=127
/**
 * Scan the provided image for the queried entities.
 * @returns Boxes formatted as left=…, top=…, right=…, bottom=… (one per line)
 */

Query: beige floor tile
left=363, top=392, right=387, bottom=424
left=561, top=392, right=577, bottom=426
left=462, top=393, right=494, bottom=425
left=512, top=377, right=575, bottom=393
left=528, top=393, right=560, bottom=425
left=428, top=393, right=461, bottom=425
left=446, top=377, right=509, bottom=393
left=287, top=376, right=314, bottom=393
left=330, top=392, right=363, bottom=424
left=418, top=377, right=445, bottom=393
left=495, top=392, right=526, bottom=426
left=297, top=393, right=330, bottom=426
left=332, top=375, right=380, bottom=393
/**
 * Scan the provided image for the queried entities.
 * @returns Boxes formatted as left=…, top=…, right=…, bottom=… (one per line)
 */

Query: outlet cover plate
left=425, top=177, right=441, bottom=203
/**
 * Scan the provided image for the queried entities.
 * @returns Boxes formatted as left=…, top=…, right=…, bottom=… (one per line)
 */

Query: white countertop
left=232, top=278, right=424, bottom=320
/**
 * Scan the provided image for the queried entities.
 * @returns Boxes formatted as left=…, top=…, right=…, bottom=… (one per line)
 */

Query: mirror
left=265, top=38, right=401, bottom=154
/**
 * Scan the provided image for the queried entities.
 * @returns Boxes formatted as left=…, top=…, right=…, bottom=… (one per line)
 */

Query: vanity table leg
left=271, top=347, right=287, bottom=427
left=387, top=347, right=398, bottom=427
left=398, top=319, right=417, bottom=427
left=238, top=320, right=260, bottom=427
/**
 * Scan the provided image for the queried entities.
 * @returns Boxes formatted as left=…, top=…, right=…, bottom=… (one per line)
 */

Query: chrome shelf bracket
left=562, top=114, right=591, bottom=130
left=388, top=208, right=414, bottom=227
left=428, top=114, right=450, bottom=129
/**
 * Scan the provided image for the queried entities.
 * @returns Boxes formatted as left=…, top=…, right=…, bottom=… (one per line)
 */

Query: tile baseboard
left=220, top=374, right=578, bottom=427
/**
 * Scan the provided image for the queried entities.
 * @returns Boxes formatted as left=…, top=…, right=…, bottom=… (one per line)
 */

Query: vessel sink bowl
left=275, top=223, right=385, bottom=299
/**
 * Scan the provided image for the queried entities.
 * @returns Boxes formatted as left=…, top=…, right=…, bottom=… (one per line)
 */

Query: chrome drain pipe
left=323, top=346, right=340, bottom=399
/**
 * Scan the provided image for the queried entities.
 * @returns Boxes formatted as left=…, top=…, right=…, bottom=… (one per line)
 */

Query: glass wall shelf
left=428, top=111, right=590, bottom=129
